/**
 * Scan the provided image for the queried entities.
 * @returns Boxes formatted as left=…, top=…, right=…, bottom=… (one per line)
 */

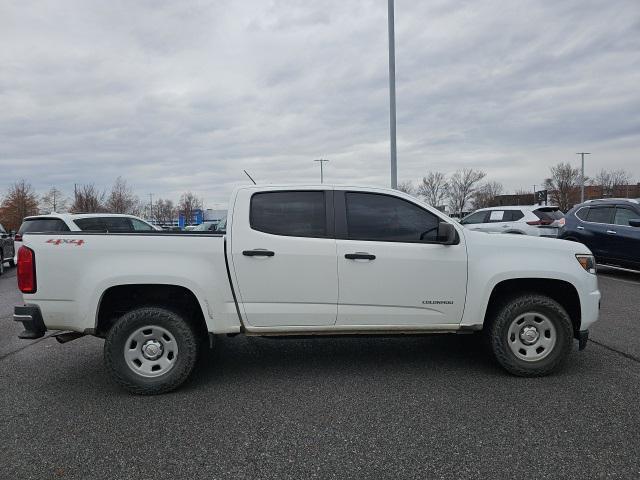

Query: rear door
left=610, top=206, right=640, bottom=268
left=583, top=206, right=615, bottom=258
left=484, top=210, right=508, bottom=233
left=335, top=190, right=467, bottom=327
left=230, top=189, right=338, bottom=328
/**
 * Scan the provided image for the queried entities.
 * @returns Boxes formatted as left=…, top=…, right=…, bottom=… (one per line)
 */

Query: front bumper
left=14, top=304, right=46, bottom=339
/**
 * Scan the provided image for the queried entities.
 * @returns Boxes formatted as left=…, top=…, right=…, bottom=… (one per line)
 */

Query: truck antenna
left=243, top=170, right=257, bottom=185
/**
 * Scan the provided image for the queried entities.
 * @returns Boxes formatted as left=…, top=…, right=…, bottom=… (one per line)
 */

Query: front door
left=230, top=189, right=338, bottom=328
left=335, top=191, right=467, bottom=327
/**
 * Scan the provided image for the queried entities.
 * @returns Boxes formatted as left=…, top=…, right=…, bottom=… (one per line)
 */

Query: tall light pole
left=388, top=0, right=397, bottom=189
left=576, top=152, right=591, bottom=202
left=148, top=193, right=154, bottom=222
left=314, top=159, right=329, bottom=184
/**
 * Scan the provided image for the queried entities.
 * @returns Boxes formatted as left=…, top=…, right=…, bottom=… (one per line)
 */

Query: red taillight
left=527, top=219, right=553, bottom=226
left=14, top=233, right=22, bottom=242
left=17, top=246, right=36, bottom=293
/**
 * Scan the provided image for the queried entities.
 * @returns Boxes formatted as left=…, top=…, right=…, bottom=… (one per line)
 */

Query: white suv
left=14, top=213, right=157, bottom=261
left=460, top=205, right=564, bottom=238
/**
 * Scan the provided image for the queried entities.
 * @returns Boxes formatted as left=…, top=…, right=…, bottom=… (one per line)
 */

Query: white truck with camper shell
left=14, top=185, right=601, bottom=394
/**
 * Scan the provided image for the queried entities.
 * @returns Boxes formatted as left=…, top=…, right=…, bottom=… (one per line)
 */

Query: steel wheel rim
left=507, top=312, right=557, bottom=362
left=124, top=325, right=178, bottom=378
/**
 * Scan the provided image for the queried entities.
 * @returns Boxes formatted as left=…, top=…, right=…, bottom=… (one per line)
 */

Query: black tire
left=8, top=259, right=15, bottom=268
left=0, top=251, right=4, bottom=276
left=488, top=294, right=573, bottom=377
left=104, top=307, right=199, bottom=395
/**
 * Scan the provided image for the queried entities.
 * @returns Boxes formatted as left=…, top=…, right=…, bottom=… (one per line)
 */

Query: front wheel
left=104, top=307, right=199, bottom=394
left=488, top=294, right=573, bottom=376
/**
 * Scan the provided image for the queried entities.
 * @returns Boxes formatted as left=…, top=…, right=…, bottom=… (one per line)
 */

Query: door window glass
left=130, top=218, right=154, bottom=231
left=508, top=210, right=525, bottom=221
left=460, top=211, right=487, bottom=224
left=250, top=191, right=326, bottom=237
left=613, top=207, right=637, bottom=226
left=345, top=192, right=440, bottom=242
left=586, top=207, right=613, bottom=224
left=74, top=218, right=107, bottom=231
left=488, top=210, right=505, bottom=222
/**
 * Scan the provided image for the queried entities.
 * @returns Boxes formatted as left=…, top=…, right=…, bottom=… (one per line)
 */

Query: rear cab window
left=250, top=191, right=327, bottom=237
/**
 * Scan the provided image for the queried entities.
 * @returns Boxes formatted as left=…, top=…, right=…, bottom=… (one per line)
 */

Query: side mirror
left=629, top=219, right=640, bottom=228
left=436, top=222, right=458, bottom=245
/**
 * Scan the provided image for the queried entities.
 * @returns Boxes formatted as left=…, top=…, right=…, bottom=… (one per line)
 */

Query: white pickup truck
left=14, top=185, right=601, bottom=394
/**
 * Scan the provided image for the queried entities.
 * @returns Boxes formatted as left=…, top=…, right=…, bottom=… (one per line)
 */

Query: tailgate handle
left=243, top=249, right=275, bottom=257
left=345, top=252, right=376, bottom=260
left=606, top=230, right=616, bottom=235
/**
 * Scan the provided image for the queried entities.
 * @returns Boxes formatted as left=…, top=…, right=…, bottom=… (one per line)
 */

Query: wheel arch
left=95, top=284, right=209, bottom=339
left=483, top=278, right=581, bottom=337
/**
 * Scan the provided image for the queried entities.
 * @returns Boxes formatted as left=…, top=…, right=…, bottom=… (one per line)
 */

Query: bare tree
left=396, top=180, right=416, bottom=196
left=611, top=169, right=633, bottom=197
left=418, top=171, right=448, bottom=208
left=0, top=180, right=39, bottom=231
left=543, top=162, right=581, bottom=211
left=473, top=181, right=503, bottom=209
left=40, top=186, right=68, bottom=214
left=106, top=177, right=137, bottom=214
left=592, top=169, right=613, bottom=197
left=179, top=192, right=203, bottom=226
left=154, top=198, right=176, bottom=225
left=70, top=184, right=106, bottom=213
left=448, top=168, right=486, bottom=217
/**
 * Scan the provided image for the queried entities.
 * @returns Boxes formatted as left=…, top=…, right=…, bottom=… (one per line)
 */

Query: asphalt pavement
left=1, top=266, right=639, bottom=479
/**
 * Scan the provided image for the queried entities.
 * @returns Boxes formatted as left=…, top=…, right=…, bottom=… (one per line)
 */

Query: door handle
left=606, top=230, right=617, bottom=235
left=577, top=226, right=584, bottom=230
left=242, top=249, right=275, bottom=257
left=345, top=252, right=376, bottom=260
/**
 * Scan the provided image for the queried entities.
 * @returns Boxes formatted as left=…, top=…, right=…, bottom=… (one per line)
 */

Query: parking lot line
left=598, top=275, right=640, bottom=287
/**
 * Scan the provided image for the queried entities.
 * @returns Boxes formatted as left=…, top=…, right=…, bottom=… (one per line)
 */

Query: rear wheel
left=8, top=258, right=15, bottom=268
left=488, top=294, right=573, bottom=376
left=104, top=307, right=199, bottom=394
left=0, top=251, right=4, bottom=275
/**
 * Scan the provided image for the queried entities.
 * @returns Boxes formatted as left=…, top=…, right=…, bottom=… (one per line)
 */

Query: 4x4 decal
left=46, top=239, right=85, bottom=246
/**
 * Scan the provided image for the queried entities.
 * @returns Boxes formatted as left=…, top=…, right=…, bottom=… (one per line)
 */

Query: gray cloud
left=1, top=0, right=638, bottom=207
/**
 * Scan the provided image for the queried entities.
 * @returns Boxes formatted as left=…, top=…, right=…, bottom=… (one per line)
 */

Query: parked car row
left=460, top=198, right=640, bottom=271
left=11, top=213, right=158, bottom=265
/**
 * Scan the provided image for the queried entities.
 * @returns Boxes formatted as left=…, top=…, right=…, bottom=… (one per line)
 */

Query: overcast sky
left=1, top=0, right=639, bottom=207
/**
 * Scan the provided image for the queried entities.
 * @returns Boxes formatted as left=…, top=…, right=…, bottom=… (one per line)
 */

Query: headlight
left=576, top=254, right=596, bottom=274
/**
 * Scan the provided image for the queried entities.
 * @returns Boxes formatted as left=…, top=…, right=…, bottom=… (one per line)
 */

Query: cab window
left=345, top=192, right=440, bottom=242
